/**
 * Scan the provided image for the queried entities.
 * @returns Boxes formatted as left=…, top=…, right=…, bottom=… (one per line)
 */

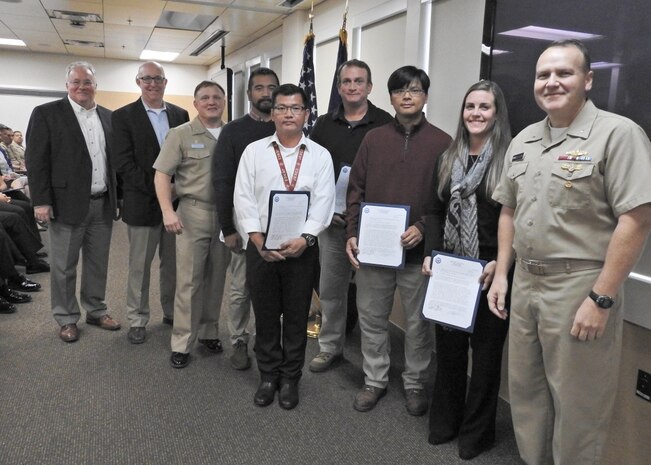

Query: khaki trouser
left=170, top=199, right=230, bottom=353
left=509, top=265, right=622, bottom=465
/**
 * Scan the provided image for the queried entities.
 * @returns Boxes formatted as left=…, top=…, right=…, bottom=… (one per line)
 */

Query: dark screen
left=482, top=0, right=651, bottom=136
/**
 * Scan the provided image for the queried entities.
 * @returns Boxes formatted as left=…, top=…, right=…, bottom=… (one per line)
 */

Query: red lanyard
left=272, top=141, right=305, bottom=191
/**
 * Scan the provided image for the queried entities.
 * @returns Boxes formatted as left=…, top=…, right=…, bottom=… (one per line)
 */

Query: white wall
left=0, top=49, right=207, bottom=132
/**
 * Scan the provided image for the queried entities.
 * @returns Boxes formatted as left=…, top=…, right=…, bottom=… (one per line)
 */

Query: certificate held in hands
left=357, top=202, right=409, bottom=269
left=422, top=251, right=486, bottom=333
left=263, top=190, right=310, bottom=250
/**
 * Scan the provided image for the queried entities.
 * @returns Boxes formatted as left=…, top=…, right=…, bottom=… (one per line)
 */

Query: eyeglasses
left=138, top=75, right=166, bottom=84
left=68, top=80, right=95, bottom=88
left=272, top=105, right=306, bottom=115
left=390, top=87, right=425, bottom=96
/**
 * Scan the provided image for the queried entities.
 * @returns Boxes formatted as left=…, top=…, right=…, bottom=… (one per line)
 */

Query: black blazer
left=109, top=99, right=189, bottom=226
left=25, top=98, right=118, bottom=226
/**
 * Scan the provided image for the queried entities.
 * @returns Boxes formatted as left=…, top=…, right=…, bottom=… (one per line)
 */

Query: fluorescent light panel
left=592, top=61, right=622, bottom=70
left=481, top=44, right=510, bottom=55
left=499, top=26, right=602, bottom=41
left=0, top=38, right=26, bottom=47
left=140, top=50, right=179, bottom=62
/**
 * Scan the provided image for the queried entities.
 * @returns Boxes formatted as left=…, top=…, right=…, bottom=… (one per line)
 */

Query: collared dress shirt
left=68, top=96, right=107, bottom=195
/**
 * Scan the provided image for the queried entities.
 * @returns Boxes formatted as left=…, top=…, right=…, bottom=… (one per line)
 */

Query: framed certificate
left=356, top=202, right=409, bottom=269
left=421, top=251, right=486, bottom=333
left=263, top=190, right=310, bottom=250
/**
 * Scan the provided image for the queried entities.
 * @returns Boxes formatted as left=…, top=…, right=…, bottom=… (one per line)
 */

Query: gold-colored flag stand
left=307, top=289, right=321, bottom=338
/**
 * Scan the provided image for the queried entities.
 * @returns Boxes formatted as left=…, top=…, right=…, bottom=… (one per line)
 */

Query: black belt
left=516, top=258, right=603, bottom=275
left=90, top=191, right=107, bottom=200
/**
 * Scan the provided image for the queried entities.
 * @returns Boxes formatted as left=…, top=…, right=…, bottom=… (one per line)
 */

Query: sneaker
left=199, top=338, right=223, bottom=353
left=309, top=351, right=343, bottom=373
left=353, top=385, right=386, bottom=412
left=405, top=388, right=428, bottom=416
left=230, top=340, right=251, bottom=370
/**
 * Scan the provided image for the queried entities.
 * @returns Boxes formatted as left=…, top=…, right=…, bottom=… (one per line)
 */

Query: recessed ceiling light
left=140, top=50, right=179, bottom=62
left=0, top=38, right=26, bottom=47
left=499, top=26, right=602, bottom=41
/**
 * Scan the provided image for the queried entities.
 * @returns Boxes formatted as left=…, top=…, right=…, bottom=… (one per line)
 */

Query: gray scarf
left=443, top=141, right=493, bottom=258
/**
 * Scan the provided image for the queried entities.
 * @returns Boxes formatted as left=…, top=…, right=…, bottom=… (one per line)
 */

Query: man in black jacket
left=110, top=62, right=189, bottom=344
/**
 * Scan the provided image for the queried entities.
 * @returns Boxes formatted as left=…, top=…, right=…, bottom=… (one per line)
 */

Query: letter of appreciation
left=356, top=203, right=409, bottom=268
left=422, top=252, right=485, bottom=332
left=334, top=164, right=351, bottom=214
left=263, top=191, right=310, bottom=250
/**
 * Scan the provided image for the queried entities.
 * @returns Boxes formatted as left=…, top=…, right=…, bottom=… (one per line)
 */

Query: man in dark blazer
left=26, top=61, right=121, bottom=343
left=110, top=61, right=189, bottom=344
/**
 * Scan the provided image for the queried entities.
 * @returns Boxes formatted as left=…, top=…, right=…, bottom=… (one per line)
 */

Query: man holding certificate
left=345, top=66, right=452, bottom=415
left=308, top=60, right=393, bottom=373
left=234, top=84, right=335, bottom=410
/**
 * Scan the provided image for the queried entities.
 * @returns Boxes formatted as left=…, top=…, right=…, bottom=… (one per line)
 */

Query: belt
left=180, top=197, right=215, bottom=211
left=516, top=258, right=603, bottom=275
left=90, top=191, right=107, bottom=200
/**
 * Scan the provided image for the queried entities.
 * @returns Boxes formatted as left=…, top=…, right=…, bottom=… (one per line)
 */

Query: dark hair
left=194, top=80, right=225, bottom=98
left=387, top=65, right=429, bottom=94
left=248, top=68, right=279, bottom=92
left=336, top=59, right=372, bottom=86
left=0, top=124, right=10, bottom=131
left=271, top=83, right=308, bottom=107
left=437, top=80, right=512, bottom=200
left=544, top=39, right=591, bottom=73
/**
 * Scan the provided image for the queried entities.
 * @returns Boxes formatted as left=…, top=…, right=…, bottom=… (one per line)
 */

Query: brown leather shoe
left=86, top=314, right=121, bottom=331
left=59, top=324, right=79, bottom=342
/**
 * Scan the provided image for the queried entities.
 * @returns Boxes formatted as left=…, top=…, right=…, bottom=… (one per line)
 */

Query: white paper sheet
left=357, top=203, right=408, bottom=268
left=422, top=252, right=485, bottom=332
left=264, top=191, right=309, bottom=250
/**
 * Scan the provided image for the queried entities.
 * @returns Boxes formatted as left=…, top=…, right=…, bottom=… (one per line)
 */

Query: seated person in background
left=0, top=124, right=30, bottom=193
left=0, top=226, right=41, bottom=312
left=0, top=204, right=49, bottom=275
left=0, top=178, right=40, bottom=237
left=8, top=129, right=26, bottom=172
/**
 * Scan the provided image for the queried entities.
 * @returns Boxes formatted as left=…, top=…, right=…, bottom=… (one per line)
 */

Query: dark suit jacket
left=109, top=99, right=189, bottom=226
left=25, top=98, right=118, bottom=226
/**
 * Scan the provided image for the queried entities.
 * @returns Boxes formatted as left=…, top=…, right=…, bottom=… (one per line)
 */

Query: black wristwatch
left=588, top=290, right=615, bottom=309
left=301, top=233, right=317, bottom=247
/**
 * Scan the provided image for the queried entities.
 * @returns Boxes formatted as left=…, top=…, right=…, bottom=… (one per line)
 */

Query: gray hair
left=65, top=61, right=96, bottom=80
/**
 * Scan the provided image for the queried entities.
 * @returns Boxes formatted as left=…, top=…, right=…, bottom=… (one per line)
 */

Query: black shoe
left=162, top=316, right=173, bottom=326
left=170, top=352, right=190, bottom=369
left=254, top=380, right=278, bottom=407
left=36, top=251, right=48, bottom=258
left=458, top=442, right=494, bottom=461
left=0, top=285, right=31, bottom=304
left=0, top=297, right=16, bottom=314
left=128, top=327, right=146, bottom=344
left=199, top=338, right=223, bottom=353
left=7, top=274, right=41, bottom=292
left=26, top=259, right=50, bottom=274
left=278, top=382, right=299, bottom=410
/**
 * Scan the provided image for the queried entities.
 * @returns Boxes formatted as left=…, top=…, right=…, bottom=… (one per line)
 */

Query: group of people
left=0, top=123, right=49, bottom=314
left=14, top=38, right=651, bottom=465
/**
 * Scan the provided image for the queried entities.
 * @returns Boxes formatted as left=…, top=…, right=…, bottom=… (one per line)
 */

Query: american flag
left=299, top=30, right=318, bottom=136
left=327, top=8, right=348, bottom=113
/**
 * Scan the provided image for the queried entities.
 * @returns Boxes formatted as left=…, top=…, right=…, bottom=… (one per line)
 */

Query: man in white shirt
left=234, top=84, right=335, bottom=409
left=26, top=61, right=120, bottom=343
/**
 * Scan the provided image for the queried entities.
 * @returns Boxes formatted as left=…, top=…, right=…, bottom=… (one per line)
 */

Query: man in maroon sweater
left=346, top=66, right=451, bottom=415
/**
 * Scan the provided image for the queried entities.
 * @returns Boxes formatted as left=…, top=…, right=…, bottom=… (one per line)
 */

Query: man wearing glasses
left=110, top=62, right=189, bottom=344
left=26, top=61, right=120, bottom=343
left=345, top=66, right=451, bottom=414
left=234, top=84, right=335, bottom=409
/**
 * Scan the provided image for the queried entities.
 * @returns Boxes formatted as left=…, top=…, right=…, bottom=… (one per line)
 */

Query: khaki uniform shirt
left=493, top=100, right=651, bottom=261
left=153, top=117, right=222, bottom=205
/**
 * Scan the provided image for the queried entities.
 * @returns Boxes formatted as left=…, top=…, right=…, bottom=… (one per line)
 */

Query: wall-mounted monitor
left=481, top=0, right=651, bottom=137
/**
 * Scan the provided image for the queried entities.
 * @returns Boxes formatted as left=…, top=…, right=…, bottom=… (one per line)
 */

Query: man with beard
left=213, top=68, right=279, bottom=370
